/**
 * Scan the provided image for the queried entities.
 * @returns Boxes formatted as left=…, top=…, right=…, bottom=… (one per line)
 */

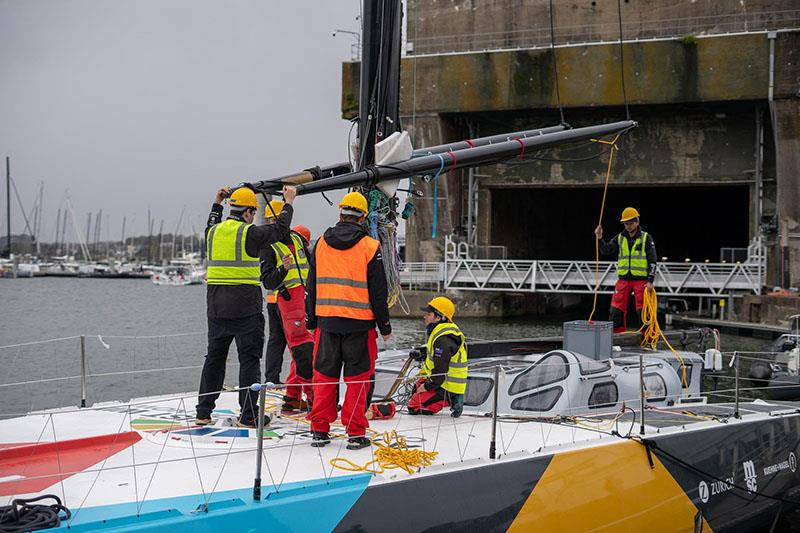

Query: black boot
left=311, top=431, right=330, bottom=447
left=346, top=436, right=371, bottom=450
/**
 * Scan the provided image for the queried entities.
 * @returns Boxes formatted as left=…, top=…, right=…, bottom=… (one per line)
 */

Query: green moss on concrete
left=380, top=33, right=771, bottom=115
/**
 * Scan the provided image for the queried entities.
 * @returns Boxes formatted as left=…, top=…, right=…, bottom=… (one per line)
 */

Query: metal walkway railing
left=399, top=237, right=765, bottom=297
left=442, top=259, right=764, bottom=296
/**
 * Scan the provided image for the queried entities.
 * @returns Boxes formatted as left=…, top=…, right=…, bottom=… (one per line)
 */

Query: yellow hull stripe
left=508, top=440, right=711, bottom=532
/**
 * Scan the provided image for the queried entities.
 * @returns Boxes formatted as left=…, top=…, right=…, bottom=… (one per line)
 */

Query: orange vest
left=315, top=235, right=380, bottom=321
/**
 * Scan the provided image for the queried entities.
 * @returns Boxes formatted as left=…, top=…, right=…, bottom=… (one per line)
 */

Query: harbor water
left=0, top=277, right=766, bottom=418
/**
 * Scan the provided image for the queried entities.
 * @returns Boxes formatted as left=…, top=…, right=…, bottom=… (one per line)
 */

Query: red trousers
left=277, top=285, right=314, bottom=401
left=309, top=329, right=377, bottom=437
left=407, top=380, right=450, bottom=414
left=610, top=278, right=647, bottom=333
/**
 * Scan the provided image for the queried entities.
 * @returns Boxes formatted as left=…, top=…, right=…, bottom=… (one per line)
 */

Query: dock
left=667, top=314, right=789, bottom=339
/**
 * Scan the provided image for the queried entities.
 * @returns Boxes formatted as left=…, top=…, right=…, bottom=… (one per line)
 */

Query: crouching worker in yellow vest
left=408, top=297, right=467, bottom=418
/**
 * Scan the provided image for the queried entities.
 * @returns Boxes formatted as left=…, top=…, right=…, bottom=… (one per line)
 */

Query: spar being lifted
left=237, top=124, right=571, bottom=195
left=236, top=121, right=634, bottom=196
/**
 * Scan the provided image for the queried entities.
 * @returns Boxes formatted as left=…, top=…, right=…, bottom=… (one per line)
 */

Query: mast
left=35, top=182, right=43, bottom=256
left=5, top=157, right=10, bottom=258
left=120, top=216, right=126, bottom=258
left=60, top=209, right=68, bottom=255
left=147, top=208, right=152, bottom=264
left=356, top=0, right=403, bottom=170
left=85, top=212, right=92, bottom=255
left=54, top=207, right=62, bottom=254
left=160, top=219, right=166, bottom=263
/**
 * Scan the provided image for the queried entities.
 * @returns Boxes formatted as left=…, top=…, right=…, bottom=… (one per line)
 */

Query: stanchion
left=639, top=352, right=645, bottom=435
left=252, top=382, right=267, bottom=501
left=80, top=335, right=87, bottom=408
left=490, top=366, right=499, bottom=459
left=733, top=351, right=740, bottom=419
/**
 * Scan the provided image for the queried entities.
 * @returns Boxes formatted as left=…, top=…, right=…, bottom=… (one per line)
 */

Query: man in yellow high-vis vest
left=260, top=199, right=314, bottom=412
left=195, top=185, right=295, bottom=429
left=408, top=296, right=468, bottom=418
left=595, top=207, right=658, bottom=333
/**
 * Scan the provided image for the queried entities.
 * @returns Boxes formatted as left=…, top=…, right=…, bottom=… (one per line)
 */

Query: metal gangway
left=400, top=236, right=766, bottom=297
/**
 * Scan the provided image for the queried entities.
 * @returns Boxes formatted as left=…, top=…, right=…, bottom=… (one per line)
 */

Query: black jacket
left=598, top=228, right=657, bottom=282
left=205, top=203, right=293, bottom=318
left=305, top=221, right=391, bottom=335
left=424, top=325, right=462, bottom=391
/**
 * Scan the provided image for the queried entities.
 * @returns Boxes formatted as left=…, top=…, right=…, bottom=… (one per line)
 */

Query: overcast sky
left=0, top=0, right=362, bottom=243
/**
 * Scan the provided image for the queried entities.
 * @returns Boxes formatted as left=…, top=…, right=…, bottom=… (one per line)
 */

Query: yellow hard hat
left=339, top=191, right=369, bottom=215
left=228, top=187, right=258, bottom=209
left=424, top=296, right=456, bottom=321
left=620, top=207, right=640, bottom=222
left=264, top=199, right=285, bottom=218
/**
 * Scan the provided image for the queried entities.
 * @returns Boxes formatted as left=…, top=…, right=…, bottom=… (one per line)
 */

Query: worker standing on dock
left=260, top=201, right=314, bottom=412
left=306, top=191, right=392, bottom=450
left=196, top=185, right=296, bottom=428
left=594, top=207, right=657, bottom=333
left=408, top=297, right=468, bottom=417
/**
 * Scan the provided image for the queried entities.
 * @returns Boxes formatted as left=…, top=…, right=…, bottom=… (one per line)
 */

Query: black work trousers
left=264, top=303, right=287, bottom=383
left=197, top=313, right=264, bottom=421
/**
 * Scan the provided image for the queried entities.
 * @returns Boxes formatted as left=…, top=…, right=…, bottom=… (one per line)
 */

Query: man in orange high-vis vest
left=305, top=191, right=392, bottom=450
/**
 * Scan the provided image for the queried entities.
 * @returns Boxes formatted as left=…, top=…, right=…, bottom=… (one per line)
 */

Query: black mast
left=357, top=0, right=403, bottom=170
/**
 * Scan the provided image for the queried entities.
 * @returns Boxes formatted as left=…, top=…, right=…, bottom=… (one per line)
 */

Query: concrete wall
left=406, top=0, right=799, bottom=55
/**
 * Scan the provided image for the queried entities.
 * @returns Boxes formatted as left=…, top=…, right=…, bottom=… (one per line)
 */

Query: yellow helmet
left=228, top=187, right=258, bottom=209
left=425, top=296, right=456, bottom=321
left=620, top=207, right=640, bottom=222
left=339, top=191, right=369, bottom=215
left=264, top=199, right=285, bottom=218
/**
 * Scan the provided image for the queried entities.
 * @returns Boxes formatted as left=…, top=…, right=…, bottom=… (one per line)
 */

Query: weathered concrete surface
left=342, top=33, right=779, bottom=115
left=738, top=294, right=800, bottom=326
left=774, top=99, right=800, bottom=286
left=406, top=0, right=799, bottom=55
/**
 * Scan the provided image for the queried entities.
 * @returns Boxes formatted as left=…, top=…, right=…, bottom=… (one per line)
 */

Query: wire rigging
left=616, top=0, right=631, bottom=121
left=548, top=0, right=567, bottom=126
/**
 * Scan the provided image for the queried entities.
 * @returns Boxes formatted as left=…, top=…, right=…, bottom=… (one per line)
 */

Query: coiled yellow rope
left=330, top=430, right=439, bottom=475
left=639, top=287, right=688, bottom=389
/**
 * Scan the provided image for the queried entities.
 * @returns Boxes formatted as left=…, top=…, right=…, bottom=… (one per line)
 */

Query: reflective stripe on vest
left=206, top=219, right=261, bottom=285
left=314, top=235, right=380, bottom=321
left=272, top=233, right=310, bottom=289
left=617, top=231, right=649, bottom=278
left=420, top=322, right=468, bottom=395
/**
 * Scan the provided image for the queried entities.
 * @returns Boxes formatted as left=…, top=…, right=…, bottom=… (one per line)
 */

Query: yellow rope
left=639, top=287, right=688, bottom=389
left=589, top=134, right=622, bottom=322
left=330, top=430, right=439, bottom=475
